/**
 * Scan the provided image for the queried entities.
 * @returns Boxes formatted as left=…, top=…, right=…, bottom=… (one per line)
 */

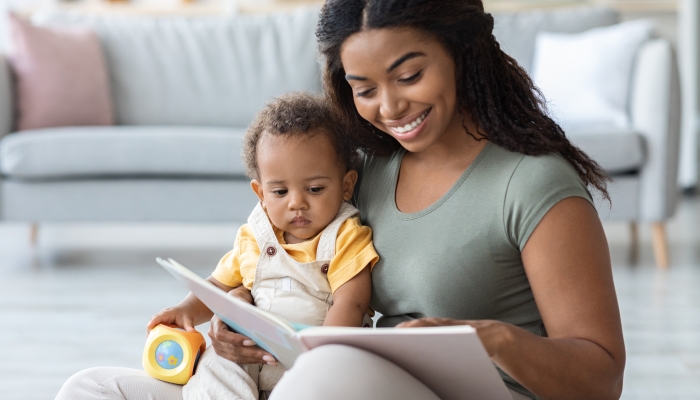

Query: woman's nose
left=379, top=89, right=408, bottom=120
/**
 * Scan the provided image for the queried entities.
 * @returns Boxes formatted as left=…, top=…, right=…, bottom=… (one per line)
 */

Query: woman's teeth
left=391, top=110, right=429, bottom=134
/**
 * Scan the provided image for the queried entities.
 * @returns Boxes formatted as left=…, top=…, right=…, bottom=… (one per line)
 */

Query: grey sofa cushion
left=493, top=7, right=618, bottom=73
left=0, top=126, right=248, bottom=179
left=567, top=127, right=645, bottom=174
left=33, top=7, right=322, bottom=127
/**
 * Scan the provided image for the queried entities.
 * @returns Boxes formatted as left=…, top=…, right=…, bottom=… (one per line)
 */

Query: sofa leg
left=651, top=222, right=669, bottom=269
left=29, top=223, right=39, bottom=247
left=629, top=222, right=639, bottom=264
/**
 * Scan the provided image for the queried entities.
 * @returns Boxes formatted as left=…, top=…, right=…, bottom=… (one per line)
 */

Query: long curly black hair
left=316, top=0, right=610, bottom=200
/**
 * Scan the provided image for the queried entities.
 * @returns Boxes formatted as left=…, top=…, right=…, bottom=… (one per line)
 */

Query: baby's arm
left=147, top=277, right=234, bottom=333
left=323, top=265, right=372, bottom=327
left=228, top=285, right=253, bottom=304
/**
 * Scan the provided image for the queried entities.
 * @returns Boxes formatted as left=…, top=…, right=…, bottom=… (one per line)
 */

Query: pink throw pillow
left=8, top=13, right=114, bottom=131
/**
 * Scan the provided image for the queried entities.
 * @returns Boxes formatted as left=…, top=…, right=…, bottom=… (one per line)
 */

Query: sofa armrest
left=630, top=39, right=681, bottom=222
left=0, top=54, right=13, bottom=139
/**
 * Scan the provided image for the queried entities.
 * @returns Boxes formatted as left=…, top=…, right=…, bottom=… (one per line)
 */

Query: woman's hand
left=208, top=315, right=278, bottom=366
left=396, top=318, right=515, bottom=358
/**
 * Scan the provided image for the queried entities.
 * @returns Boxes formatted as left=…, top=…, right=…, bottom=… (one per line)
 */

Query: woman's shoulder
left=488, top=145, right=594, bottom=250
left=500, top=147, right=590, bottom=199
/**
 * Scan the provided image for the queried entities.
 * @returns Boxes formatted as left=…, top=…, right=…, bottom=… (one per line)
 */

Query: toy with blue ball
left=143, top=324, right=206, bottom=385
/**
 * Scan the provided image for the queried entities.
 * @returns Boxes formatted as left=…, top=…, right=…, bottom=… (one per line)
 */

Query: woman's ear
left=342, top=169, right=359, bottom=201
left=250, top=179, right=266, bottom=208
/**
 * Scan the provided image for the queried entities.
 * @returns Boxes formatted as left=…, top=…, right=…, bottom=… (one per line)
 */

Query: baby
left=147, top=92, right=378, bottom=399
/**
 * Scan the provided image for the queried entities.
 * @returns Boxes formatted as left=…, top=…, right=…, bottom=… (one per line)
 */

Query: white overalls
left=184, top=202, right=366, bottom=400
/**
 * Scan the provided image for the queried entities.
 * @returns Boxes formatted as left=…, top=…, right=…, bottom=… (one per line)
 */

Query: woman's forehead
left=340, top=28, right=440, bottom=70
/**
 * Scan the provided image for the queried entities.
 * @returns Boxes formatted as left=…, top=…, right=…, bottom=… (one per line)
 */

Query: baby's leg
left=183, top=347, right=259, bottom=400
left=55, top=367, right=183, bottom=400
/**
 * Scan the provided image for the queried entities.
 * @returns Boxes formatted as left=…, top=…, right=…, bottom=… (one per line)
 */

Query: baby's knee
left=55, top=367, right=113, bottom=400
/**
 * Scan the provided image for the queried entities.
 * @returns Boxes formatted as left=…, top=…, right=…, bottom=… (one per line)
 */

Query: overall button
left=266, top=246, right=276, bottom=256
left=320, top=264, right=329, bottom=274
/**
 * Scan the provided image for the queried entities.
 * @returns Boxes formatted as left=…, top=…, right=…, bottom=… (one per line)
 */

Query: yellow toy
left=142, top=324, right=206, bottom=385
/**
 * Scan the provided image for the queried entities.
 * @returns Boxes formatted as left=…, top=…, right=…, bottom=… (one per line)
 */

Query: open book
left=156, top=257, right=512, bottom=400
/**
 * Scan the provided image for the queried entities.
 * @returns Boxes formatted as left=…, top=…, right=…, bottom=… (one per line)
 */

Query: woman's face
left=340, top=28, right=463, bottom=153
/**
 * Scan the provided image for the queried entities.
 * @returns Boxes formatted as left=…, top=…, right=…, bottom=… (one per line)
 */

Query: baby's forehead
left=257, top=130, right=345, bottom=177
left=258, top=129, right=338, bottom=155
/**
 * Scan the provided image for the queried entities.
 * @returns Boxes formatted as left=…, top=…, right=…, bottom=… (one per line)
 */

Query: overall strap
left=316, top=202, right=359, bottom=261
left=247, top=202, right=279, bottom=252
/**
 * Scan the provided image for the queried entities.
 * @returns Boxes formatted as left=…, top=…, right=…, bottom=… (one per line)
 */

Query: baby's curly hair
left=243, top=92, right=359, bottom=180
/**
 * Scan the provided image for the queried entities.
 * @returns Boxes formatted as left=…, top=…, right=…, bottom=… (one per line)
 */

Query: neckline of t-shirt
left=390, top=141, right=494, bottom=220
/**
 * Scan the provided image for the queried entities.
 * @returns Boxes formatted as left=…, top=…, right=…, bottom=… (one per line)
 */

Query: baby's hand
left=147, top=305, right=198, bottom=334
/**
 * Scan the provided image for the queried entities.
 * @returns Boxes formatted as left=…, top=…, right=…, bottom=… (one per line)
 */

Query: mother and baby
left=56, top=0, right=626, bottom=399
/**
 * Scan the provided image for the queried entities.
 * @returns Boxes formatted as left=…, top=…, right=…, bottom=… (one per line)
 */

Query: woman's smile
left=383, top=108, right=432, bottom=141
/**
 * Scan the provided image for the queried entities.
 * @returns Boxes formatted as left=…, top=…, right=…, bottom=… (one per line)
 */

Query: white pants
left=55, top=345, right=530, bottom=400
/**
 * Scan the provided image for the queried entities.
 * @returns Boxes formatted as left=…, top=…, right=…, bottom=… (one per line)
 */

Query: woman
left=263, top=0, right=624, bottom=398
left=57, top=0, right=624, bottom=399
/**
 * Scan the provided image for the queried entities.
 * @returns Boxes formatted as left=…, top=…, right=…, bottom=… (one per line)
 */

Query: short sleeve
left=211, top=224, right=261, bottom=289
left=503, top=153, right=594, bottom=251
left=327, top=217, right=379, bottom=293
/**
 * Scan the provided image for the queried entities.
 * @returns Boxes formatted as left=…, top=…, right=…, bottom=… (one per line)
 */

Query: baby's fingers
left=181, top=316, right=197, bottom=333
left=146, top=311, right=176, bottom=333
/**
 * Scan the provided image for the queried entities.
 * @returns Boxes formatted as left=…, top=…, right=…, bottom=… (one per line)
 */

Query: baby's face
left=251, top=130, right=357, bottom=244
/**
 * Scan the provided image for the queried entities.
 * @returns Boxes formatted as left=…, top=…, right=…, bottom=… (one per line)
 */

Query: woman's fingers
left=208, top=316, right=277, bottom=365
left=396, top=317, right=462, bottom=328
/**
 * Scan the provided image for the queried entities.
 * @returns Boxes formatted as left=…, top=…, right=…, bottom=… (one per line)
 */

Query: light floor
left=1, top=198, right=700, bottom=399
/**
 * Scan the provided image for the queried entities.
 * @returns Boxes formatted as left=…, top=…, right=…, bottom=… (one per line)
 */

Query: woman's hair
left=243, top=92, right=359, bottom=180
left=316, top=0, right=610, bottom=200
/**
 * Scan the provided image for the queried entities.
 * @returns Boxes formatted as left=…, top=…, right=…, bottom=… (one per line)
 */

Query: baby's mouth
left=291, top=216, right=311, bottom=226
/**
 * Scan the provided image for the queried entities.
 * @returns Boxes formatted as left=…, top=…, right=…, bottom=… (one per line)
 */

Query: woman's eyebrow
left=345, top=74, right=366, bottom=81
left=387, top=51, right=426, bottom=73
left=344, top=51, right=427, bottom=81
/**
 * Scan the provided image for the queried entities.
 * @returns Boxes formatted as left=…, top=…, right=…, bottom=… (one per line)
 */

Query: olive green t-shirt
left=355, top=142, right=592, bottom=398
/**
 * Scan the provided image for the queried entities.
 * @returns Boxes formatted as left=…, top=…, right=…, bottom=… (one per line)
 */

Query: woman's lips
left=386, top=108, right=431, bottom=141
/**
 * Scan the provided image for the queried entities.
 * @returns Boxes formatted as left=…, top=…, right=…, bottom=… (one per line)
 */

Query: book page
left=157, top=258, right=307, bottom=368
left=299, top=326, right=512, bottom=400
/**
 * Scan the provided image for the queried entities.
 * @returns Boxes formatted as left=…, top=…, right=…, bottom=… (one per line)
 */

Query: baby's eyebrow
left=305, top=176, right=331, bottom=181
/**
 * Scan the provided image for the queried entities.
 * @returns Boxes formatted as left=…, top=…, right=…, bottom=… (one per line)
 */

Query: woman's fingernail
left=242, top=340, right=255, bottom=346
left=262, top=355, right=274, bottom=362
left=266, top=361, right=277, bottom=366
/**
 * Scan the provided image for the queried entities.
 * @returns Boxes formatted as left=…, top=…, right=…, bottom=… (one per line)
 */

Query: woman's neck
left=406, top=112, right=487, bottom=168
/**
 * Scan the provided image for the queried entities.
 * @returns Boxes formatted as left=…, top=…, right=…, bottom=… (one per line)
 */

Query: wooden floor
left=1, top=198, right=700, bottom=399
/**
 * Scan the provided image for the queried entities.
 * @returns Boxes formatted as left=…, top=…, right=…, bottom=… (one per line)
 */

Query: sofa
left=0, top=6, right=679, bottom=267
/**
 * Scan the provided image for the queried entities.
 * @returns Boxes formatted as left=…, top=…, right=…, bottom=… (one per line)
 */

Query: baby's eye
left=308, top=187, right=324, bottom=193
left=272, top=189, right=288, bottom=196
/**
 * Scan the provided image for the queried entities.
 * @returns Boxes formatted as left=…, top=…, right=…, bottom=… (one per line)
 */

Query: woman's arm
left=400, top=197, right=625, bottom=400
left=323, top=265, right=372, bottom=326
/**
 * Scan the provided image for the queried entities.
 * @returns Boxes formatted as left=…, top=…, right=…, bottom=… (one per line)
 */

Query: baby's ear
left=250, top=179, right=265, bottom=205
left=342, top=170, right=358, bottom=201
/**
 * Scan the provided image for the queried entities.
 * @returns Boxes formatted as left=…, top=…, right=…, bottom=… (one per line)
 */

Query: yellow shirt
left=212, top=216, right=378, bottom=293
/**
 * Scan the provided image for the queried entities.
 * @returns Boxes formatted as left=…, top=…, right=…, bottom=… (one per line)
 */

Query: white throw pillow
left=532, top=20, right=654, bottom=130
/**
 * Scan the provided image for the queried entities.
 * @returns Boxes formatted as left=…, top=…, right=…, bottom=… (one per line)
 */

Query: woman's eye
left=355, top=88, right=375, bottom=98
left=272, top=189, right=288, bottom=196
left=308, top=187, right=324, bottom=193
left=399, top=71, right=422, bottom=84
